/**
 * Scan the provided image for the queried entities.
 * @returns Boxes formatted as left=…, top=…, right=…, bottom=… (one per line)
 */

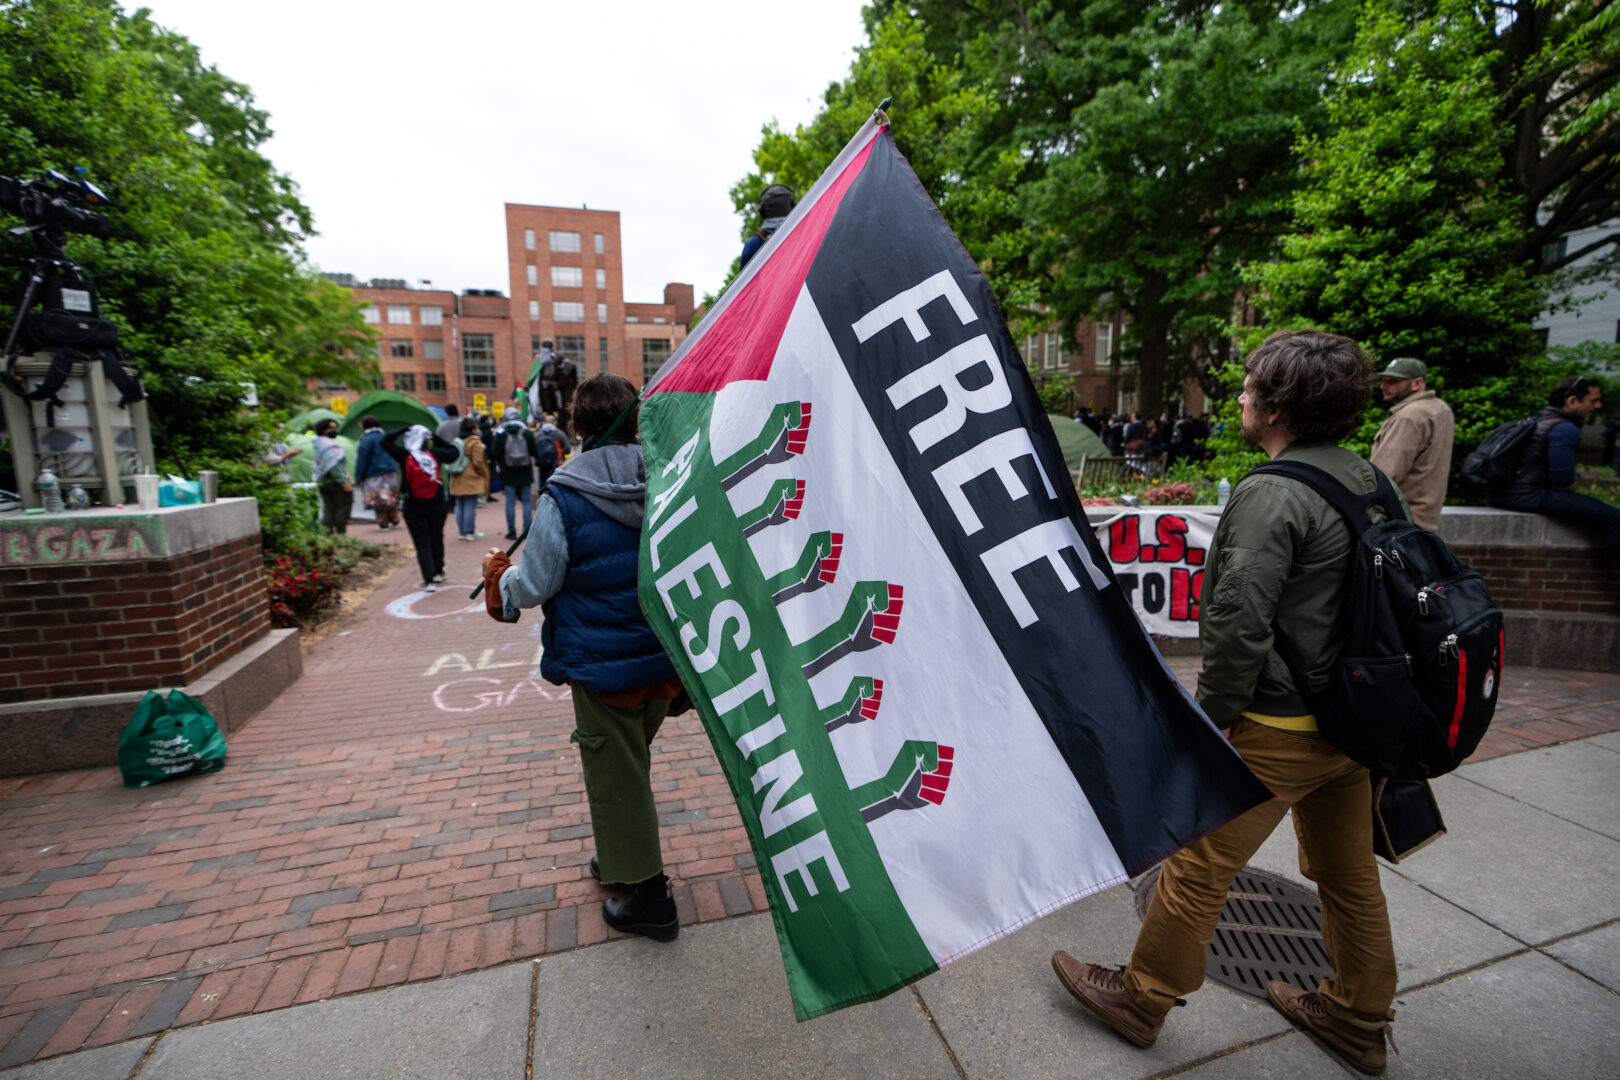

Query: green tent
left=1045, top=413, right=1111, bottom=476
left=285, top=407, right=344, bottom=435
left=279, top=431, right=357, bottom=483
left=337, top=390, right=438, bottom=440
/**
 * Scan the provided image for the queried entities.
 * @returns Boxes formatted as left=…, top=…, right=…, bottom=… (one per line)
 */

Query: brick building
left=1019, top=314, right=1211, bottom=419
left=322, top=204, right=693, bottom=410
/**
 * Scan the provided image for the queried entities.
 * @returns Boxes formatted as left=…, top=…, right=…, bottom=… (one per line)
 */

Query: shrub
left=265, top=540, right=345, bottom=628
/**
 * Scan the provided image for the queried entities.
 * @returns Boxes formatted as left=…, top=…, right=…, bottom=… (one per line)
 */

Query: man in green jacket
left=1052, top=330, right=1400, bottom=1076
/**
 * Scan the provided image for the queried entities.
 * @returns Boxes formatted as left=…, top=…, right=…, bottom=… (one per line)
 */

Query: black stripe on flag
left=803, top=132, right=1270, bottom=873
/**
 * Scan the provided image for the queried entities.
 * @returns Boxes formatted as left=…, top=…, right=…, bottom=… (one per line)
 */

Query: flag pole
left=473, top=101, right=893, bottom=602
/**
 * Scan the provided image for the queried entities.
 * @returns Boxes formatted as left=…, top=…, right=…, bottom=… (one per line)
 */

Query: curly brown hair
left=572, top=374, right=640, bottom=444
left=1244, top=330, right=1371, bottom=441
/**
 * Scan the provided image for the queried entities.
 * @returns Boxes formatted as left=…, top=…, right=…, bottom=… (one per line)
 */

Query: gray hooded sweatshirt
left=497, top=442, right=646, bottom=619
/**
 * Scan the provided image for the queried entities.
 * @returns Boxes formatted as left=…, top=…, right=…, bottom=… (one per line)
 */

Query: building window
left=556, top=335, right=585, bottom=362
left=595, top=268, right=606, bottom=289
left=524, top=228, right=535, bottom=251
left=389, top=339, right=414, bottom=358
left=426, top=373, right=446, bottom=392
left=626, top=315, right=639, bottom=324
left=551, top=266, right=582, bottom=288
left=653, top=316, right=666, bottom=324
left=550, top=230, right=581, bottom=253
left=526, top=265, right=538, bottom=287
left=594, top=232, right=605, bottom=255
left=529, top=300, right=541, bottom=321
left=597, top=303, right=607, bottom=323
left=1045, top=331, right=1060, bottom=370
left=360, top=304, right=380, bottom=324
left=387, top=305, right=411, bottom=325
left=315, top=379, right=349, bottom=392
left=531, top=335, right=542, bottom=354
left=1022, top=335, right=1037, bottom=367
left=463, top=333, right=497, bottom=387
left=420, top=306, right=442, bottom=326
left=554, top=301, right=584, bottom=322
left=393, top=372, right=417, bottom=392
left=1096, top=324, right=1114, bottom=369
left=422, top=339, right=444, bottom=359
left=642, top=338, right=672, bottom=384
left=598, top=336, right=609, bottom=373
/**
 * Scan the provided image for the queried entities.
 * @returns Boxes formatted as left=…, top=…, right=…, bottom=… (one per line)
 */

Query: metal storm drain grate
left=1135, top=865, right=1334, bottom=999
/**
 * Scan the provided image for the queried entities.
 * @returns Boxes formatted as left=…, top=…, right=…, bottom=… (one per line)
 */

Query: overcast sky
left=135, top=0, right=871, bottom=304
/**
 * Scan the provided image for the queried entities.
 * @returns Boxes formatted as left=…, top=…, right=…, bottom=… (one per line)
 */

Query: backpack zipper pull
left=1374, top=552, right=1384, bottom=580
left=1389, top=548, right=1406, bottom=571
left=1439, top=633, right=1459, bottom=665
left=1417, top=588, right=1429, bottom=615
left=1404, top=653, right=1413, bottom=675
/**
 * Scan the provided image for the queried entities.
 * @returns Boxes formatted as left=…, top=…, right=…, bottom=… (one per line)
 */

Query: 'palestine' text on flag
left=637, top=114, right=1270, bottom=1020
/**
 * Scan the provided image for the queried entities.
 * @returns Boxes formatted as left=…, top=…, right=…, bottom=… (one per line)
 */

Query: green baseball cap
left=1379, top=357, right=1426, bottom=379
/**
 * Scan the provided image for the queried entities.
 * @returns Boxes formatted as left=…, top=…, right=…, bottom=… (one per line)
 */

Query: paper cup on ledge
left=134, top=474, right=159, bottom=511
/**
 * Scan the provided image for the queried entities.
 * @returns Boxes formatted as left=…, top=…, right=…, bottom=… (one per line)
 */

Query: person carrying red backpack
left=381, top=424, right=458, bottom=591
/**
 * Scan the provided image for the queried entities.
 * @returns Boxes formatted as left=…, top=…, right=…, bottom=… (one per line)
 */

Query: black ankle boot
left=589, top=856, right=630, bottom=894
left=602, top=872, right=678, bottom=942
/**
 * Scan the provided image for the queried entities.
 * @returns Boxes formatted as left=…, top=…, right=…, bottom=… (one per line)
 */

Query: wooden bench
left=1073, top=454, right=1168, bottom=487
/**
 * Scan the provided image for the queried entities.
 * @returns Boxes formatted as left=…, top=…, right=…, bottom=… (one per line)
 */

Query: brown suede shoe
left=1051, top=952, right=1178, bottom=1047
left=1267, top=981, right=1395, bottom=1076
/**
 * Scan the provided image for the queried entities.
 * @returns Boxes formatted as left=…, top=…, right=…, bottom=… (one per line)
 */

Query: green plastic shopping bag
left=118, top=690, right=228, bottom=788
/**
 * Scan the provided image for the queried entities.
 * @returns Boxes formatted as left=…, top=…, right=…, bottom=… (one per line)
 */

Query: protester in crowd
left=740, top=184, right=796, bottom=269
left=1052, top=330, right=1400, bottom=1076
left=492, top=416, right=541, bottom=540
left=1369, top=357, right=1455, bottom=532
left=1491, top=375, right=1619, bottom=564
left=1102, top=415, right=1126, bottom=456
left=540, top=412, right=572, bottom=460
left=480, top=374, right=681, bottom=941
left=435, top=403, right=462, bottom=445
left=449, top=416, right=488, bottom=542
left=354, top=414, right=401, bottom=531
left=1123, top=411, right=1146, bottom=448
left=310, top=417, right=351, bottom=535
left=382, top=424, right=457, bottom=591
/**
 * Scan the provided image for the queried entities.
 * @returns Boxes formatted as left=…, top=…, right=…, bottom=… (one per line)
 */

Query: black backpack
left=1460, top=416, right=1537, bottom=491
left=1248, top=460, right=1504, bottom=781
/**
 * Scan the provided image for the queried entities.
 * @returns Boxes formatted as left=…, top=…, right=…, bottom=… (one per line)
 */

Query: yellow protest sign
left=492, top=401, right=506, bottom=419
left=330, top=397, right=348, bottom=414
left=473, top=393, right=487, bottom=411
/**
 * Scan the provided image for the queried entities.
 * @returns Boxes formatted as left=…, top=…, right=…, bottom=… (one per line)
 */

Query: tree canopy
left=0, top=0, right=374, bottom=467
left=734, top=0, right=1620, bottom=423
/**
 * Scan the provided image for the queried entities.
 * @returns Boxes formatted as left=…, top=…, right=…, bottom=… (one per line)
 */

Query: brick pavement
left=2, top=495, right=1617, bottom=1068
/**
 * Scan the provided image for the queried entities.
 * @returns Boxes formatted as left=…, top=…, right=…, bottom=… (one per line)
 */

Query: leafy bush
left=264, top=535, right=371, bottom=627
left=202, top=459, right=321, bottom=554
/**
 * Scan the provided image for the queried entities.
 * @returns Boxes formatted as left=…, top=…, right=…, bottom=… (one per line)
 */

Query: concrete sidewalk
left=3, top=494, right=1618, bottom=1078
left=8, top=731, right=1619, bottom=1079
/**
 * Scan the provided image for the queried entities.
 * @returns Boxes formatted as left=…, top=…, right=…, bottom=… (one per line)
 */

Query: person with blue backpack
left=492, top=417, right=555, bottom=539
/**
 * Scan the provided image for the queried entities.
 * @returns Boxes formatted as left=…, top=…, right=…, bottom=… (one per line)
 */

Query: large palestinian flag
left=637, top=114, right=1270, bottom=1020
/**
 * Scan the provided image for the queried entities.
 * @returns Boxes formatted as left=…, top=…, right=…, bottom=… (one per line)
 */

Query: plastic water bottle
left=1216, top=477, right=1231, bottom=507
left=38, top=468, right=64, bottom=513
left=67, top=483, right=91, bottom=510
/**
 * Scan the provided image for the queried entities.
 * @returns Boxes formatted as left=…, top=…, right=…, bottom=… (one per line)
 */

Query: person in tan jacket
left=1370, top=357, right=1454, bottom=531
left=449, top=416, right=489, bottom=541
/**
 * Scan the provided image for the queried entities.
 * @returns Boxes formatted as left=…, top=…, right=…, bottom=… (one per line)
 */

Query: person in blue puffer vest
left=480, top=374, right=682, bottom=941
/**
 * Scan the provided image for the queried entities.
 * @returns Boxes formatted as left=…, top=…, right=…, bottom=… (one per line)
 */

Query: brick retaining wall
left=1449, top=543, right=1619, bottom=616
left=0, top=502, right=270, bottom=704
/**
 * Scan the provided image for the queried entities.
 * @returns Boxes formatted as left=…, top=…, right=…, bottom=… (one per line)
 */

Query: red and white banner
left=1094, top=510, right=1220, bottom=637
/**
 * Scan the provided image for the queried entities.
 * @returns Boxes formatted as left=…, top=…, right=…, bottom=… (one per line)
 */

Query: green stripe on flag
left=640, top=390, right=937, bottom=1019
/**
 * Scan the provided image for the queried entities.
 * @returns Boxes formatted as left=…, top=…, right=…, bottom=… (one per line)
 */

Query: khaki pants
left=569, top=684, right=669, bottom=886
left=1125, top=718, right=1397, bottom=1025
